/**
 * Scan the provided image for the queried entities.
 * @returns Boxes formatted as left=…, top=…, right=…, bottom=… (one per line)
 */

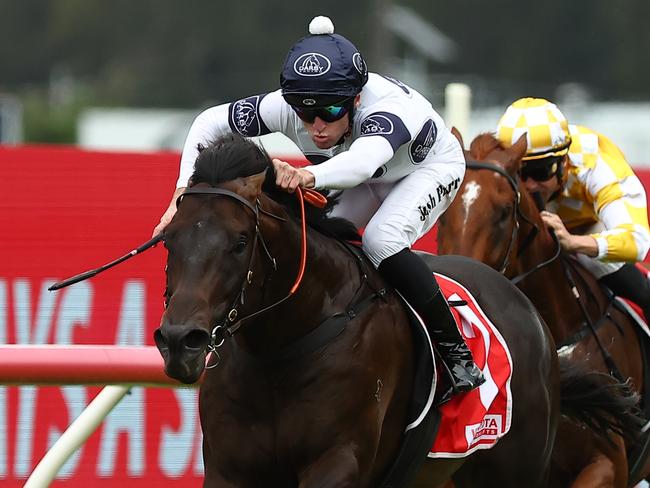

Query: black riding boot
left=600, top=263, right=650, bottom=323
left=378, top=249, right=485, bottom=399
left=422, top=288, right=486, bottom=393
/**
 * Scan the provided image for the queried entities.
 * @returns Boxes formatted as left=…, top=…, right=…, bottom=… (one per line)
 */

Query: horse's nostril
left=153, top=329, right=168, bottom=350
left=185, top=329, right=211, bottom=351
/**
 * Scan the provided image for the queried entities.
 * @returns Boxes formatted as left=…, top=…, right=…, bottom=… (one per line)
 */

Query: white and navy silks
left=176, top=73, right=465, bottom=268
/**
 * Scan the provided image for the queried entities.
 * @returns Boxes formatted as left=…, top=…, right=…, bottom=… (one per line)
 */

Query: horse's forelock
left=189, top=134, right=360, bottom=242
left=191, top=134, right=271, bottom=187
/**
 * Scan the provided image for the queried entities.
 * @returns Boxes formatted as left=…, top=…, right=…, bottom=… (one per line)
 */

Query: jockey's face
left=521, top=160, right=567, bottom=205
left=522, top=175, right=561, bottom=204
left=299, top=94, right=360, bottom=149
left=302, top=113, right=351, bottom=149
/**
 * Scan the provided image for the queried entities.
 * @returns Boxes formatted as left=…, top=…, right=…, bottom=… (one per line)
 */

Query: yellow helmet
left=496, top=97, right=572, bottom=161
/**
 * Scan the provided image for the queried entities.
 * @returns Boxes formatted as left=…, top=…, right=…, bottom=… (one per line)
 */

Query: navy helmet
left=281, top=16, right=368, bottom=109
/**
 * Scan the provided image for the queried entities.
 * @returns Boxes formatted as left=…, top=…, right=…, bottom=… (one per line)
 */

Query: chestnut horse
left=154, top=135, right=638, bottom=487
left=438, top=131, right=650, bottom=488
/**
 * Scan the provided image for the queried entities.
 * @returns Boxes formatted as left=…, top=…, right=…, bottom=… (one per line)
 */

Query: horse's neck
left=237, top=213, right=365, bottom=355
left=514, top=227, right=604, bottom=341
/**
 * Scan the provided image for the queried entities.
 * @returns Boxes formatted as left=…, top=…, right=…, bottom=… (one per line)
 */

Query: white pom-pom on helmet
left=281, top=16, right=368, bottom=109
left=309, top=16, right=335, bottom=35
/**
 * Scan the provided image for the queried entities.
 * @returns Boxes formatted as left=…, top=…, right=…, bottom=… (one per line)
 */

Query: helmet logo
left=302, top=98, right=317, bottom=106
left=294, top=53, right=331, bottom=77
left=551, top=134, right=566, bottom=146
left=352, top=53, right=367, bottom=76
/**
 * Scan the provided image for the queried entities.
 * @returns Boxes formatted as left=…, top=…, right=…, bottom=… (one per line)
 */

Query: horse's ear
left=239, top=170, right=266, bottom=202
left=451, top=126, right=465, bottom=148
left=510, top=134, right=529, bottom=165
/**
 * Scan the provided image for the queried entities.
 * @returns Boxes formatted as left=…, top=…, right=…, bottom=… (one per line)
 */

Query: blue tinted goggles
left=285, top=96, right=353, bottom=123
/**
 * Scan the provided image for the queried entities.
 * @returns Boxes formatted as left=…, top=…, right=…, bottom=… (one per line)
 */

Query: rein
left=556, top=255, right=626, bottom=381
left=465, top=161, right=560, bottom=282
left=466, top=164, right=624, bottom=378
left=175, top=185, right=381, bottom=362
left=175, top=186, right=322, bottom=341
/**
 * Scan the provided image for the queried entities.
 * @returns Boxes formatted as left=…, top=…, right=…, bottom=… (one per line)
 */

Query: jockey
left=496, top=97, right=650, bottom=321
left=153, top=15, right=484, bottom=397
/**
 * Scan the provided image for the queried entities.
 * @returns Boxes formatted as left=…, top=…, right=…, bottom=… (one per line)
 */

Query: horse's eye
left=499, top=204, right=513, bottom=221
left=233, top=235, right=248, bottom=254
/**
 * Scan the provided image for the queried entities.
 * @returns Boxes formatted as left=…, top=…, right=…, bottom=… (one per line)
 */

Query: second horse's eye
left=499, top=204, right=513, bottom=222
left=233, top=235, right=248, bottom=254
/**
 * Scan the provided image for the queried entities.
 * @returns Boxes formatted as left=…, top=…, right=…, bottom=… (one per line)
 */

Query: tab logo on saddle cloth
left=465, top=414, right=504, bottom=446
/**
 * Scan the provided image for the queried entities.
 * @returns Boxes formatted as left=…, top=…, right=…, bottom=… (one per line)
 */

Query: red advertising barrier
left=1, top=145, right=196, bottom=486
left=1, top=145, right=649, bottom=485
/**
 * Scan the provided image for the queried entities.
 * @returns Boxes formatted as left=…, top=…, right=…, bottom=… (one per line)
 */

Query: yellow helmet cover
left=496, top=97, right=572, bottom=161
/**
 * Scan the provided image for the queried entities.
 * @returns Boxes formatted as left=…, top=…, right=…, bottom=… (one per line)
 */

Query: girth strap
left=556, top=299, right=616, bottom=349
left=271, top=242, right=387, bottom=361
left=275, top=287, right=387, bottom=361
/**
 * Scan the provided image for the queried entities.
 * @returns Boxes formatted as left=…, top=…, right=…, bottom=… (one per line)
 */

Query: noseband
left=465, top=162, right=559, bottom=283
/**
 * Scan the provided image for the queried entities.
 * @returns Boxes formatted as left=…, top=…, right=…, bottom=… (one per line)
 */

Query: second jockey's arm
left=540, top=211, right=598, bottom=257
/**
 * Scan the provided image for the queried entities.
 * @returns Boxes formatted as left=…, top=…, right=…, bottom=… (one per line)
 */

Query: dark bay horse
left=438, top=131, right=649, bottom=488
left=154, top=134, right=635, bottom=487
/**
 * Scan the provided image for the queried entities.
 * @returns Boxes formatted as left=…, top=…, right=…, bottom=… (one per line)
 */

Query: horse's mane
left=468, top=132, right=504, bottom=160
left=190, top=134, right=361, bottom=241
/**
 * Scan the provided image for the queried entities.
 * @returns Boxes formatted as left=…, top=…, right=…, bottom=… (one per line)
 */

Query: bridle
left=465, top=161, right=560, bottom=284
left=171, top=185, right=327, bottom=356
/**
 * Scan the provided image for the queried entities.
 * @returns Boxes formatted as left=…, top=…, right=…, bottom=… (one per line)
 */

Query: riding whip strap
left=48, top=233, right=164, bottom=291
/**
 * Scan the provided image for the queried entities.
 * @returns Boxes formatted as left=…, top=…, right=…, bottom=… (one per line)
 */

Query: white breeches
left=330, top=161, right=465, bottom=267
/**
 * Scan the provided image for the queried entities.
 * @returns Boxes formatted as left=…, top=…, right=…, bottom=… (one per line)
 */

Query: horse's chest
left=201, top=367, right=342, bottom=454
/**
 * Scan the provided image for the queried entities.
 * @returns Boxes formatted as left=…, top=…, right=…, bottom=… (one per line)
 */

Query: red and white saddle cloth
left=428, top=273, right=514, bottom=459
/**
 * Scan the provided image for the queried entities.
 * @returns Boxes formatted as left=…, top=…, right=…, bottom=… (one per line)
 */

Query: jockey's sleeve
left=177, top=103, right=231, bottom=188
left=176, top=92, right=284, bottom=188
left=586, top=153, right=650, bottom=262
left=303, top=136, right=396, bottom=189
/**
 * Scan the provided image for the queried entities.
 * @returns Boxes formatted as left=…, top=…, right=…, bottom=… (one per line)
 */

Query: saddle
left=380, top=272, right=515, bottom=486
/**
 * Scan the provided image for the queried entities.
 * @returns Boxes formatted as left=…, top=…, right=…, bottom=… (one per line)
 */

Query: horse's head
left=438, top=132, right=537, bottom=272
left=154, top=135, right=276, bottom=383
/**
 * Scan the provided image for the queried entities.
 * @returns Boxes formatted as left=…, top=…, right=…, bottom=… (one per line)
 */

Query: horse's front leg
left=298, top=444, right=361, bottom=488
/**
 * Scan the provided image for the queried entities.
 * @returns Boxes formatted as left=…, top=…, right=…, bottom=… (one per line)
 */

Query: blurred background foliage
left=1, top=0, right=649, bottom=142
